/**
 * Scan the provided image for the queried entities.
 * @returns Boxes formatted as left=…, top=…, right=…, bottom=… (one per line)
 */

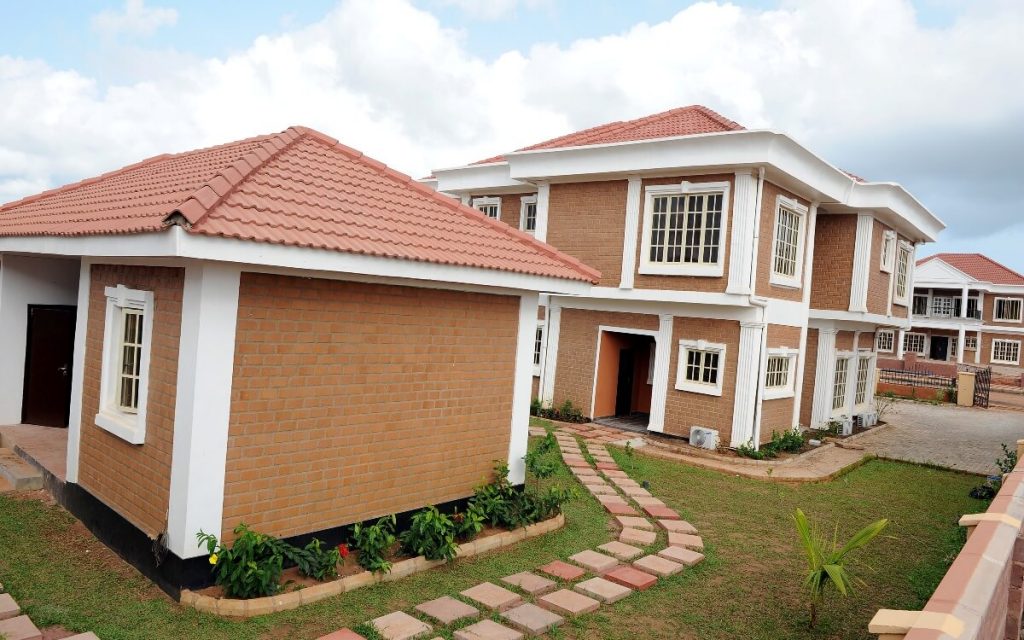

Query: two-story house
left=889, top=253, right=1024, bottom=372
left=427, top=106, right=943, bottom=448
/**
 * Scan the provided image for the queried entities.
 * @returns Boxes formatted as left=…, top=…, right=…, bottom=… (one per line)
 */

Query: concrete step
left=0, top=449, right=42, bottom=491
left=0, top=614, right=42, bottom=640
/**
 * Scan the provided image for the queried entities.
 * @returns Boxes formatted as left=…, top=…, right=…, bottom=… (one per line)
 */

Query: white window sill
left=893, top=299, right=909, bottom=307
left=675, top=381, right=723, bottom=397
left=768, top=274, right=802, bottom=289
left=639, top=263, right=724, bottom=277
left=876, top=348, right=893, bottom=353
left=993, top=360, right=1021, bottom=366
left=95, top=410, right=146, bottom=445
left=763, top=387, right=795, bottom=401
left=992, top=319, right=1023, bottom=324
left=532, top=366, right=541, bottom=377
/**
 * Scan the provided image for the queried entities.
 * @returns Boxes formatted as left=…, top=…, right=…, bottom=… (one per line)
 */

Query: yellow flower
left=209, top=553, right=219, bottom=565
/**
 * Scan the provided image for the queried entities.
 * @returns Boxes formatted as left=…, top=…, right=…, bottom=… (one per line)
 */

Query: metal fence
left=878, top=368, right=956, bottom=390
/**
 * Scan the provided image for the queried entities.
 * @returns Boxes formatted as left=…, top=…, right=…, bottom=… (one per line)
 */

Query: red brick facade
left=663, top=317, right=739, bottom=439
left=755, top=182, right=809, bottom=302
left=547, top=181, right=628, bottom=287
left=810, top=214, right=858, bottom=311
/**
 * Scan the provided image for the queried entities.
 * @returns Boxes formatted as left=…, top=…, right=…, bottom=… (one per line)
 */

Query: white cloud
left=3, top=0, right=1024, bottom=264
left=435, top=0, right=548, bottom=21
left=91, top=0, right=178, bottom=37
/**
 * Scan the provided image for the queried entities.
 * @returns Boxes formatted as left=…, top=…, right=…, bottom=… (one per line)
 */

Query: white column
left=534, top=182, right=550, bottom=243
left=731, top=322, right=764, bottom=447
left=65, top=259, right=92, bottom=484
left=811, top=328, right=838, bottom=428
left=926, top=288, right=933, bottom=317
left=726, top=171, right=758, bottom=295
left=647, top=314, right=674, bottom=433
left=507, top=292, right=540, bottom=487
left=791, top=204, right=818, bottom=428
left=975, top=330, right=982, bottom=364
left=978, top=291, right=985, bottom=321
left=957, top=326, right=966, bottom=364
left=848, top=214, right=873, bottom=312
left=166, top=263, right=241, bottom=559
left=540, top=303, right=561, bottom=405
left=960, top=286, right=969, bottom=319
left=618, top=177, right=642, bottom=289
left=896, top=328, right=906, bottom=359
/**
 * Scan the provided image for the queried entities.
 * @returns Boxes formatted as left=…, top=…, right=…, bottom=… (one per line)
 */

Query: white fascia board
left=847, top=182, right=944, bottom=242
left=809, top=309, right=908, bottom=329
left=585, top=285, right=751, bottom=307
left=913, top=257, right=978, bottom=285
left=911, top=318, right=982, bottom=331
left=431, top=162, right=528, bottom=193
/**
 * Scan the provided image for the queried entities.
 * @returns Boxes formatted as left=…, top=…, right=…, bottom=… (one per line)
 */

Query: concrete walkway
left=854, top=400, right=1024, bottom=475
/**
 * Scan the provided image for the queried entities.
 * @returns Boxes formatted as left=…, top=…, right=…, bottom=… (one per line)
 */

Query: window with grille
left=880, top=231, right=896, bottom=272
left=992, top=339, right=1021, bottom=365
left=965, top=335, right=978, bottom=351
left=96, top=284, right=154, bottom=445
left=765, top=355, right=789, bottom=389
left=895, top=244, right=912, bottom=302
left=521, top=196, right=537, bottom=232
left=832, top=358, right=850, bottom=411
left=675, top=340, right=726, bottom=396
left=641, top=182, right=729, bottom=277
left=903, top=333, right=926, bottom=354
left=533, top=324, right=544, bottom=367
left=994, top=298, right=1023, bottom=322
left=472, top=197, right=501, bottom=220
left=771, top=205, right=802, bottom=283
left=912, top=295, right=928, bottom=316
left=118, top=308, right=144, bottom=412
left=854, top=357, right=871, bottom=406
left=876, top=330, right=894, bottom=352
left=967, top=298, right=980, bottom=319
left=930, top=297, right=954, bottom=317
left=949, top=337, right=958, bottom=360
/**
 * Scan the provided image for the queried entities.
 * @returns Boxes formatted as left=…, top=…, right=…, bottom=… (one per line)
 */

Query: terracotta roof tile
left=917, top=253, right=1024, bottom=285
left=472, top=105, right=744, bottom=165
left=0, top=127, right=598, bottom=283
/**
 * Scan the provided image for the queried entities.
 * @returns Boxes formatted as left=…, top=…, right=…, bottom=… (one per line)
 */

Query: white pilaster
left=166, top=262, right=241, bottom=558
left=540, top=303, right=561, bottom=405
left=619, top=177, right=642, bottom=289
left=960, top=285, right=969, bottom=319
left=957, top=326, right=966, bottom=364
left=647, top=314, right=674, bottom=433
left=791, top=203, right=818, bottom=428
left=731, top=322, right=764, bottom=447
left=848, top=214, right=873, bottom=312
left=507, top=292, right=540, bottom=487
left=726, top=171, right=758, bottom=295
left=975, top=330, right=982, bottom=364
left=896, top=328, right=906, bottom=359
left=534, top=182, right=550, bottom=243
left=811, top=328, right=838, bottom=428
left=65, top=259, right=92, bottom=483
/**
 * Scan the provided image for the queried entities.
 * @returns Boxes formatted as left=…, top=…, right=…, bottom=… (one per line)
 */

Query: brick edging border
left=179, top=513, right=566, bottom=618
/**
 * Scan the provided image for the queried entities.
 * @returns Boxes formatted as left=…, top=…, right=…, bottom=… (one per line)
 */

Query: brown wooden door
left=22, top=305, right=76, bottom=427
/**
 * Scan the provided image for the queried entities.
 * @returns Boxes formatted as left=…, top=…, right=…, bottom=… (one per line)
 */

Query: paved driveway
left=855, top=400, right=1024, bottom=475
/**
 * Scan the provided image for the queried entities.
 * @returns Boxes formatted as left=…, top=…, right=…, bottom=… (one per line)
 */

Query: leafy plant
left=997, top=443, right=1018, bottom=474
left=524, top=432, right=559, bottom=488
left=399, top=506, right=458, bottom=562
left=469, top=461, right=575, bottom=529
left=530, top=399, right=588, bottom=423
left=874, top=392, right=898, bottom=421
left=452, top=504, right=486, bottom=541
left=736, top=439, right=768, bottom=460
left=287, top=539, right=346, bottom=582
left=196, top=524, right=286, bottom=599
left=351, top=515, right=397, bottom=573
left=792, top=508, right=889, bottom=628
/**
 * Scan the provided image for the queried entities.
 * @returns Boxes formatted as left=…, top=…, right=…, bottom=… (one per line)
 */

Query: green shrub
left=288, top=538, right=344, bottom=582
left=998, top=443, right=1018, bottom=474
left=469, top=461, right=574, bottom=529
left=399, top=506, right=458, bottom=562
left=530, top=399, right=588, bottom=423
left=736, top=439, right=769, bottom=460
left=351, top=515, right=397, bottom=573
left=452, top=504, right=486, bottom=541
left=196, top=524, right=286, bottom=599
left=735, top=429, right=806, bottom=460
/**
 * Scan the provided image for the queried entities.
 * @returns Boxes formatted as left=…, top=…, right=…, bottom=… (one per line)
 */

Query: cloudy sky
left=2, top=0, right=1023, bottom=268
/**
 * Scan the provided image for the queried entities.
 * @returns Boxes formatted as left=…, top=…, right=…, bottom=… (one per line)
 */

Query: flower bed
left=180, top=514, right=564, bottom=617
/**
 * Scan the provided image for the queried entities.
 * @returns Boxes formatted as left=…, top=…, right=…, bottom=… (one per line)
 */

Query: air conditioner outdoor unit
left=689, top=426, right=719, bottom=450
left=836, top=417, right=853, bottom=436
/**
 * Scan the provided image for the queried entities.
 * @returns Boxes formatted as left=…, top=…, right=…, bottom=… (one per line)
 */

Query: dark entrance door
left=929, top=336, right=948, bottom=362
left=22, top=305, right=76, bottom=427
left=614, top=348, right=635, bottom=416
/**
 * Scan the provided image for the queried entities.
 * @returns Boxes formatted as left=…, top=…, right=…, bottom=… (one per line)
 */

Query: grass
left=0, top=425, right=985, bottom=640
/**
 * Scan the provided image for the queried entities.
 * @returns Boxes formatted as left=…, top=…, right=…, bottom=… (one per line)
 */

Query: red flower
left=337, top=543, right=350, bottom=558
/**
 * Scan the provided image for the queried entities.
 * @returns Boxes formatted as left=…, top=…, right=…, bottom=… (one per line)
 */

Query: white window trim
left=638, top=181, right=731, bottom=277
left=763, top=347, right=798, bottom=400
left=471, top=196, right=501, bottom=220
left=532, top=320, right=545, bottom=376
left=875, top=329, right=894, bottom=353
left=893, top=241, right=913, bottom=306
left=965, top=335, right=978, bottom=351
left=992, top=338, right=1022, bottom=365
left=903, top=332, right=927, bottom=355
left=853, top=353, right=875, bottom=409
left=879, top=230, right=896, bottom=273
left=95, top=284, right=154, bottom=445
left=520, top=195, right=538, bottom=234
left=992, top=297, right=1023, bottom=323
left=831, top=352, right=854, bottom=416
left=768, top=196, right=807, bottom=289
left=675, top=339, right=726, bottom=397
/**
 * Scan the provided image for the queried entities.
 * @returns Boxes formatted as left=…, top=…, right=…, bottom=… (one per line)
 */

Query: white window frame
left=853, top=354, right=874, bottom=408
left=520, top=195, right=538, bottom=233
left=911, top=294, right=929, bottom=316
left=879, top=230, right=896, bottom=273
left=992, top=338, right=1022, bottom=365
left=96, top=284, right=155, bottom=445
left=675, top=339, right=726, bottom=397
left=993, top=297, right=1023, bottom=323
left=965, top=335, right=978, bottom=351
left=532, top=321, right=545, bottom=376
left=639, top=181, right=731, bottom=277
left=893, top=241, right=913, bottom=306
left=875, top=329, right=894, bottom=353
left=903, top=332, right=926, bottom=355
left=768, top=196, right=807, bottom=288
left=930, top=296, right=955, bottom=318
left=471, top=196, right=501, bottom=220
left=763, top=348, right=798, bottom=400
left=831, top=355, right=851, bottom=414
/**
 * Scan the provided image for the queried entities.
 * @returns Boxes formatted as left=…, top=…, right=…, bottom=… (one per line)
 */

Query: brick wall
left=800, top=328, right=818, bottom=426
left=755, top=181, right=808, bottom=302
left=663, top=317, right=739, bottom=440
left=221, top=273, right=519, bottom=541
left=760, top=323, right=802, bottom=442
left=865, top=220, right=893, bottom=315
left=552, top=308, right=660, bottom=416
left=499, top=193, right=535, bottom=230
left=547, top=180, right=628, bottom=287
left=78, top=264, right=183, bottom=538
left=835, top=330, right=856, bottom=352
left=809, top=214, right=857, bottom=311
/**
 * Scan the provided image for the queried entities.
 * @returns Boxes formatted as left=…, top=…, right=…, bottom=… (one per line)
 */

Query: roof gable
left=917, top=253, right=1024, bottom=286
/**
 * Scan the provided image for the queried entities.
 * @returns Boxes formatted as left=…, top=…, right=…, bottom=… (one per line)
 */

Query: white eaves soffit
left=432, top=129, right=944, bottom=243
left=913, top=258, right=979, bottom=287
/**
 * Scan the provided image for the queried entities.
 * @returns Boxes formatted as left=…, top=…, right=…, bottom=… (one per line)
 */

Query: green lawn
left=0, top=427, right=985, bottom=640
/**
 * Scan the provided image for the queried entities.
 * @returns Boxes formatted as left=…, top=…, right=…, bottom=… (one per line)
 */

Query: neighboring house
left=427, top=105, right=944, bottom=445
left=0, top=126, right=596, bottom=594
left=888, top=252, right=1024, bottom=372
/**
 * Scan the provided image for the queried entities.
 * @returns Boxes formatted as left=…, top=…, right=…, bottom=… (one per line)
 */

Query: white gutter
left=747, top=167, right=766, bottom=292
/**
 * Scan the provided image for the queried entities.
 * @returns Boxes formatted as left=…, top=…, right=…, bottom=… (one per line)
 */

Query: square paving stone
left=571, top=467, right=598, bottom=477
left=318, top=630, right=367, bottom=640
left=668, top=532, right=704, bottom=550
left=633, top=496, right=665, bottom=507
left=615, top=516, right=655, bottom=531
left=596, top=495, right=628, bottom=506
left=501, top=572, right=557, bottom=595
left=563, top=457, right=589, bottom=467
left=0, top=593, right=20, bottom=621
left=604, top=566, right=658, bottom=591
left=63, top=634, right=101, bottom=640
left=598, top=540, right=644, bottom=561
left=0, top=615, right=41, bottom=640
left=643, top=505, right=680, bottom=519
left=595, top=462, right=620, bottom=471
left=619, top=527, right=657, bottom=546
left=611, top=477, right=640, bottom=488
left=454, top=619, right=525, bottom=640
left=587, top=484, right=618, bottom=495
left=659, top=519, right=698, bottom=534
left=603, top=502, right=638, bottom=516
left=460, top=583, right=523, bottom=611
left=574, top=577, right=633, bottom=604
left=657, top=546, right=705, bottom=566
left=602, top=469, right=627, bottom=478
left=569, top=549, right=619, bottom=573
left=371, top=611, right=433, bottom=640
left=500, top=603, right=564, bottom=636
left=538, top=589, right=601, bottom=616
left=621, top=486, right=652, bottom=498
left=415, top=596, right=479, bottom=624
left=537, top=560, right=586, bottom=581
left=633, top=554, right=684, bottom=577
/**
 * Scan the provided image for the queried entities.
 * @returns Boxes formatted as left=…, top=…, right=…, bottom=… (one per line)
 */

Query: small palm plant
left=793, top=508, right=889, bottom=628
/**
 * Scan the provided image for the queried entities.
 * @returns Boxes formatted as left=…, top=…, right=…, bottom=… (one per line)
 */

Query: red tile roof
left=0, top=127, right=599, bottom=283
left=917, top=253, right=1024, bottom=285
left=473, top=105, right=744, bottom=164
